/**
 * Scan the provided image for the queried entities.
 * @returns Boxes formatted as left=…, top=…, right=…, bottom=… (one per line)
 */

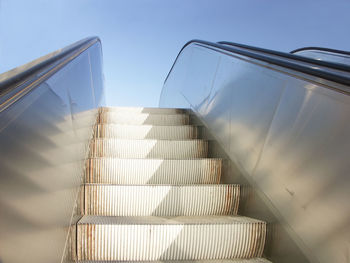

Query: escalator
left=77, top=106, right=267, bottom=262
left=0, top=37, right=349, bottom=263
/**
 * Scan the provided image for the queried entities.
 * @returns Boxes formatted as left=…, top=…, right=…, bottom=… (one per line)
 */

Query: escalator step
left=83, top=184, right=240, bottom=216
left=89, top=138, right=208, bottom=159
left=94, top=124, right=198, bottom=139
left=77, top=215, right=266, bottom=261
left=85, top=158, right=222, bottom=184
left=99, top=106, right=187, bottom=114
left=79, top=259, right=272, bottom=263
left=98, top=112, right=189, bottom=125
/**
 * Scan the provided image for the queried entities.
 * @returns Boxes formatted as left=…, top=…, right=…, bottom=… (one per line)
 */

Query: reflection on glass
left=0, top=42, right=104, bottom=263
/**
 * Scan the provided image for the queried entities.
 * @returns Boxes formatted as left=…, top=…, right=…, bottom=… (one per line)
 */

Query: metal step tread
left=99, top=106, right=188, bottom=114
left=98, top=112, right=190, bottom=125
left=83, top=184, right=240, bottom=216
left=79, top=259, right=272, bottom=262
left=91, top=138, right=206, bottom=142
left=94, top=124, right=199, bottom=139
left=89, top=138, right=208, bottom=159
left=77, top=215, right=266, bottom=260
left=85, top=158, right=222, bottom=184
left=78, top=215, right=264, bottom=225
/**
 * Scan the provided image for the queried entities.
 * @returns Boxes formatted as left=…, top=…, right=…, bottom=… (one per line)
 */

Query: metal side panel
left=83, top=184, right=240, bottom=216
left=85, top=158, right=222, bottom=184
left=94, top=124, right=198, bottom=139
left=77, top=215, right=266, bottom=261
left=160, top=41, right=350, bottom=262
left=0, top=40, right=103, bottom=263
left=98, top=112, right=189, bottom=125
left=89, top=139, right=208, bottom=159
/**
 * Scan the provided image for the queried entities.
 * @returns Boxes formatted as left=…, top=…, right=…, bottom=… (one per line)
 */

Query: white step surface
left=89, top=139, right=208, bottom=159
left=77, top=107, right=270, bottom=262
left=99, top=112, right=189, bottom=125
left=79, top=259, right=272, bottom=263
left=85, top=158, right=222, bottom=184
left=77, top=215, right=266, bottom=261
left=99, top=106, right=187, bottom=114
left=94, top=124, right=198, bottom=139
left=83, top=184, right=240, bottom=216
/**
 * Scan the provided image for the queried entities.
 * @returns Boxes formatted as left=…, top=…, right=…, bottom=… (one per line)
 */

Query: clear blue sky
left=1, top=0, right=349, bottom=107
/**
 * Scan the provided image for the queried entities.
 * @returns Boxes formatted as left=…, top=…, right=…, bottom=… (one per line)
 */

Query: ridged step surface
left=80, top=259, right=272, bottom=263
left=85, top=158, right=222, bottom=184
left=99, top=106, right=187, bottom=114
left=94, top=124, right=198, bottom=139
left=83, top=184, right=240, bottom=216
left=89, top=139, right=208, bottom=159
left=99, top=112, right=189, bottom=125
left=77, top=215, right=266, bottom=261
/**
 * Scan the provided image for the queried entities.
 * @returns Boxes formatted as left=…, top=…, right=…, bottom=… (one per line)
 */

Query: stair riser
left=84, top=185, right=240, bottom=216
left=89, top=139, right=208, bottom=159
left=85, top=158, right=222, bottom=184
left=98, top=113, right=189, bottom=125
left=77, top=223, right=266, bottom=261
left=94, top=125, right=198, bottom=139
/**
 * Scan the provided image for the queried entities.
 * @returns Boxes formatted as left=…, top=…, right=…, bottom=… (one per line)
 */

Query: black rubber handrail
left=165, top=40, right=350, bottom=93
left=0, top=37, right=100, bottom=111
left=291, top=46, right=350, bottom=56
left=219, top=41, right=350, bottom=73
